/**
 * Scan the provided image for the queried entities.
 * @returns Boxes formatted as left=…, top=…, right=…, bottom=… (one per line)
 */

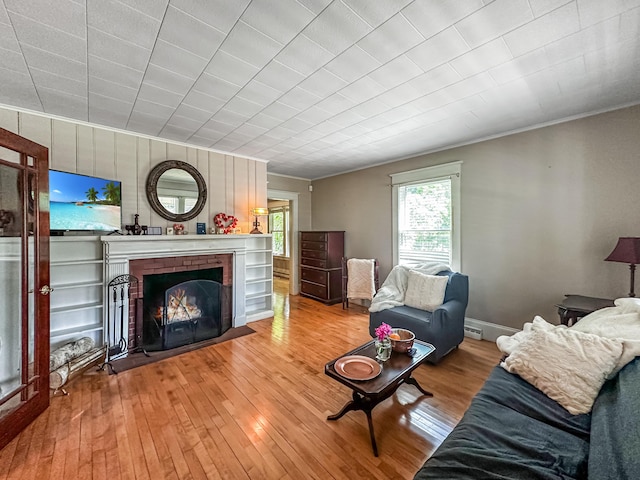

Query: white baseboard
left=464, top=317, right=519, bottom=342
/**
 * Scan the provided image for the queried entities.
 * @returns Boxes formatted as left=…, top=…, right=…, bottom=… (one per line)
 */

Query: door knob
left=39, top=285, right=54, bottom=295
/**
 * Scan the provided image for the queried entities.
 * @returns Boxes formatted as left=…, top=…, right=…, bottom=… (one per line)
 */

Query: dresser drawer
left=301, top=232, right=327, bottom=242
left=301, top=267, right=328, bottom=285
left=301, top=257, right=327, bottom=268
left=301, top=280, right=328, bottom=299
left=301, top=249, right=327, bottom=260
left=301, top=240, right=326, bottom=251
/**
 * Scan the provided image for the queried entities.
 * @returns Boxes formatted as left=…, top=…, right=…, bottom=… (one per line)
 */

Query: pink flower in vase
left=375, top=322, right=392, bottom=342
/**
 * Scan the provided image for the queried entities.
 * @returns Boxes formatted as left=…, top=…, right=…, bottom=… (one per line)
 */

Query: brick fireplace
left=101, top=234, right=273, bottom=358
left=128, top=253, right=232, bottom=350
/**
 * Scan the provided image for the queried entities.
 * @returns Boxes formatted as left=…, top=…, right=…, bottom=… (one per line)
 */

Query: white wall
left=0, top=107, right=268, bottom=234
left=311, top=105, right=640, bottom=329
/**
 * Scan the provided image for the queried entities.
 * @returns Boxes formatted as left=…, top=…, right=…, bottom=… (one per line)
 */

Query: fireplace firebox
left=142, top=268, right=230, bottom=351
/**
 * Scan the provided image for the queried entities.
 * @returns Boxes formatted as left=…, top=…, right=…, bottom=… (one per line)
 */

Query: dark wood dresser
left=300, top=231, right=345, bottom=305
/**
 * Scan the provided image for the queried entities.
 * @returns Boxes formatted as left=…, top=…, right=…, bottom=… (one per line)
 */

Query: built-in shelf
left=51, top=259, right=103, bottom=267
left=50, top=322, right=103, bottom=339
left=246, top=278, right=273, bottom=285
left=51, top=301, right=103, bottom=315
left=51, top=281, right=103, bottom=290
left=246, top=263, right=272, bottom=269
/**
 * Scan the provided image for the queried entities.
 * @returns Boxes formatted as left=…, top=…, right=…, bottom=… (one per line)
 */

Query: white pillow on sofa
left=403, top=270, right=448, bottom=311
left=503, top=327, right=623, bottom=415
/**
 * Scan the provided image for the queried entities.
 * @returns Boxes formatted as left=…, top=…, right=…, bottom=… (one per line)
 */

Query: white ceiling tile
left=344, top=0, right=414, bottom=27
left=5, top=0, right=86, bottom=39
left=451, top=38, right=513, bottom=78
left=0, top=69, right=41, bottom=111
left=22, top=45, right=86, bottom=82
left=298, top=68, right=348, bottom=97
left=87, top=0, right=161, bottom=51
left=528, top=0, right=573, bottom=18
left=324, top=45, right=381, bottom=82
left=246, top=112, right=282, bottom=130
left=503, top=2, right=580, bottom=57
left=338, top=76, right=387, bottom=104
left=88, top=27, right=150, bottom=72
left=117, top=0, right=169, bottom=20
left=39, top=87, right=88, bottom=120
left=402, top=0, right=484, bottom=38
left=577, top=0, right=640, bottom=28
left=159, top=6, right=226, bottom=59
left=143, top=63, right=195, bottom=95
left=223, top=96, right=264, bottom=117
left=131, top=98, right=173, bottom=118
left=302, top=0, right=372, bottom=55
left=275, top=34, right=335, bottom=76
left=313, top=93, right=357, bottom=116
left=455, top=0, right=534, bottom=48
left=0, top=22, right=20, bottom=52
left=296, top=0, right=332, bottom=15
left=149, top=40, right=208, bottom=79
left=220, top=21, right=283, bottom=70
left=10, top=12, right=86, bottom=63
left=0, top=48, right=28, bottom=74
left=89, top=105, right=129, bottom=128
left=205, top=50, right=259, bottom=87
left=241, top=0, right=315, bottom=45
left=182, top=90, right=226, bottom=112
left=237, top=80, right=283, bottom=106
left=172, top=0, right=250, bottom=33
left=253, top=61, right=306, bottom=93
left=366, top=55, right=423, bottom=89
left=488, top=47, right=552, bottom=84
left=192, top=73, right=241, bottom=102
left=1, top=0, right=638, bottom=179
left=277, top=86, right=323, bottom=110
left=127, top=111, right=166, bottom=135
left=137, top=82, right=185, bottom=109
left=88, top=55, right=144, bottom=90
left=357, top=13, right=424, bottom=63
left=405, top=27, right=469, bottom=71
left=259, top=101, right=300, bottom=122
left=30, top=68, right=85, bottom=97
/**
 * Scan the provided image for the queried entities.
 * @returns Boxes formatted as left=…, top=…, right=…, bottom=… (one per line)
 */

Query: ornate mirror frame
left=145, top=160, right=207, bottom=222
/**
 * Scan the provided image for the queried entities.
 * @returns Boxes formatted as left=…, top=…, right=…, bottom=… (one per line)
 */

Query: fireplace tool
left=98, top=274, right=148, bottom=374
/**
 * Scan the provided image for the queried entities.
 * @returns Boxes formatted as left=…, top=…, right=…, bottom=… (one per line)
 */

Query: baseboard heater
left=464, top=325, right=483, bottom=340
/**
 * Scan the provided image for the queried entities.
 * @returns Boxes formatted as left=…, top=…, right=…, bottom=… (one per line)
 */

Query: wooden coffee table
left=324, top=339, right=436, bottom=456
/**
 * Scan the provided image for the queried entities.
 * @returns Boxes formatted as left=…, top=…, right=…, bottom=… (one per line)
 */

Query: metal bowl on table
left=389, top=328, right=415, bottom=353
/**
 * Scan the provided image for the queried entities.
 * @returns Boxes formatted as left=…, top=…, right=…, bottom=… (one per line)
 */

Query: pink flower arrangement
left=375, top=322, right=392, bottom=342
left=173, top=223, right=184, bottom=234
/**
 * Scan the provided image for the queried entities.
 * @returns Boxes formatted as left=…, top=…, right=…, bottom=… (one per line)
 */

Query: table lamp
left=250, top=207, right=268, bottom=234
left=605, top=237, right=640, bottom=297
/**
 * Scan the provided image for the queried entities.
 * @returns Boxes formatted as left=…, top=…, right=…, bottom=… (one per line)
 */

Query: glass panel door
left=0, top=127, right=50, bottom=450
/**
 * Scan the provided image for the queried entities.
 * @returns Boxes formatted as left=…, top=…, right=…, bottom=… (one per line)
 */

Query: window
left=391, top=162, right=461, bottom=270
left=269, top=207, right=290, bottom=256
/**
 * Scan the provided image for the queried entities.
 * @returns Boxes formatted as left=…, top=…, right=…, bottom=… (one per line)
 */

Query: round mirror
left=146, top=160, right=207, bottom=222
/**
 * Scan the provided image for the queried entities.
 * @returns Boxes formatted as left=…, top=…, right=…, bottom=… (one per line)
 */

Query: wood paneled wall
left=0, top=107, right=268, bottom=234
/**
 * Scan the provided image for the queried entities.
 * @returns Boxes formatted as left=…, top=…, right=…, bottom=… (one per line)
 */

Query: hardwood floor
left=0, top=277, right=501, bottom=480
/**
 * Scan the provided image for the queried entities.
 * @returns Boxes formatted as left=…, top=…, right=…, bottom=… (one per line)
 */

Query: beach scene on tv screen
left=49, top=170, right=121, bottom=231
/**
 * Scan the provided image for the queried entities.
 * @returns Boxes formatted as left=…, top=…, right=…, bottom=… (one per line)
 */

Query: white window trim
left=390, top=161, right=462, bottom=271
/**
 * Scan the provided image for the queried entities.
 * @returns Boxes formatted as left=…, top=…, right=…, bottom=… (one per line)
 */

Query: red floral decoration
left=213, top=213, right=238, bottom=234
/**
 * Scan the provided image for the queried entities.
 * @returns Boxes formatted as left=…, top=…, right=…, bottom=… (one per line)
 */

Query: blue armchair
left=369, top=270, right=469, bottom=363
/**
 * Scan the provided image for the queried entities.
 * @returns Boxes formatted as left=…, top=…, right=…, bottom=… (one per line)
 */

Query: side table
left=555, top=294, right=615, bottom=326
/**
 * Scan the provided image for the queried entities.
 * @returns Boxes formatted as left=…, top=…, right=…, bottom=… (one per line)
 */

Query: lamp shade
left=605, top=237, right=640, bottom=264
left=252, top=207, right=269, bottom=216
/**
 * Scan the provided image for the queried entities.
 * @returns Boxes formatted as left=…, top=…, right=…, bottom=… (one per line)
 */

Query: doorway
left=267, top=190, right=299, bottom=296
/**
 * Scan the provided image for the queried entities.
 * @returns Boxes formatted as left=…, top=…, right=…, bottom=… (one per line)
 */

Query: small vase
left=375, top=338, right=392, bottom=362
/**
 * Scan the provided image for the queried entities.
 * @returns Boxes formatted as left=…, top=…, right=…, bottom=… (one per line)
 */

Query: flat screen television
left=49, top=170, right=122, bottom=234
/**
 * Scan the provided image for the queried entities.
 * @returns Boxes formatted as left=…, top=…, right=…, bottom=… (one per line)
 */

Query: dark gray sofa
left=414, top=356, right=640, bottom=479
left=369, top=271, right=468, bottom=363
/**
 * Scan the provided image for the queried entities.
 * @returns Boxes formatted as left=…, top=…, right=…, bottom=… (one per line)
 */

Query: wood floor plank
left=0, top=277, right=501, bottom=480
